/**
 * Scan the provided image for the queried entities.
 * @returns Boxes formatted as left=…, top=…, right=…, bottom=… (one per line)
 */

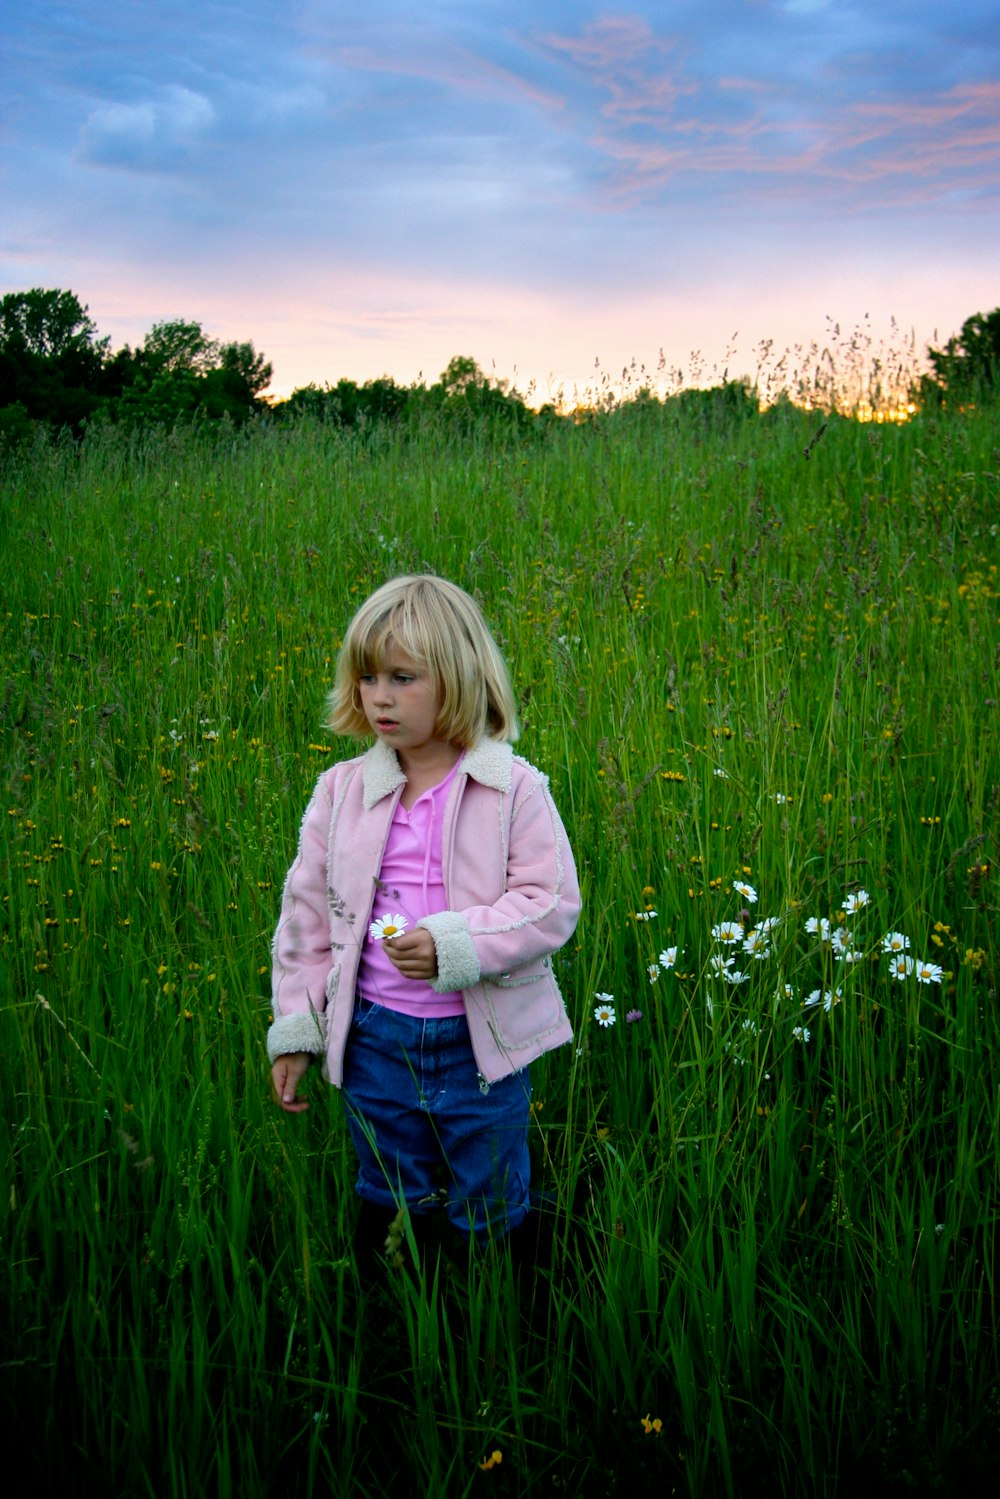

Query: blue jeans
left=341, top=998, right=531, bottom=1240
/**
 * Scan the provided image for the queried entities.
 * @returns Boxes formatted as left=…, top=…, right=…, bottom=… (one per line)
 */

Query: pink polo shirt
left=357, top=756, right=466, bottom=1017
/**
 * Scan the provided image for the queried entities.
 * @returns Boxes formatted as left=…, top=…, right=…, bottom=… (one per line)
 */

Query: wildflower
left=915, top=960, right=943, bottom=984
left=594, top=1000, right=616, bottom=1027
left=792, top=1025, right=811, bottom=1042
left=773, top=793, right=788, bottom=804
left=722, top=968, right=749, bottom=985
left=659, top=946, right=679, bottom=969
left=888, top=954, right=914, bottom=980
left=805, top=916, right=831, bottom=942
left=479, top=1449, right=503, bottom=1471
left=640, top=1413, right=663, bottom=1435
left=843, top=889, right=870, bottom=913
left=634, top=909, right=657, bottom=921
left=709, top=953, right=734, bottom=975
left=647, top=963, right=661, bottom=982
left=831, top=927, right=853, bottom=957
left=369, top=913, right=408, bottom=941
left=714, top=767, right=728, bottom=779
left=734, top=880, right=757, bottom=903
left=783, top=983, right=796, bottom=1000
left=712, top=920, right=743, bottom=944
left=742, top=928, right=771, bottom=959
left=882, top=931, right=910, bottom=954
left=626, top=1008, right=643, bottom=1023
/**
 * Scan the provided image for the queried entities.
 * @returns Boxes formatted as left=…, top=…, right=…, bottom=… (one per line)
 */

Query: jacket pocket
left=482, top=969, right=565, bottom=1049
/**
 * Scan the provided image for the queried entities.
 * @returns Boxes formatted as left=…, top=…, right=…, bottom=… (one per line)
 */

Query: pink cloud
left=538, top=16, right=693, bottom=126
left=325, top=40, right=564, bottom=116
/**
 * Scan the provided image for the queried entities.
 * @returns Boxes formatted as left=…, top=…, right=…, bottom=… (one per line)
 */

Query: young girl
left=268, top=575, right=580, bottom=1253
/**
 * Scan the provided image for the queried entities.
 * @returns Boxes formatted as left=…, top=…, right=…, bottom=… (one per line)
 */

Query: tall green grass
left=2, top=393, right=997, bottom=1496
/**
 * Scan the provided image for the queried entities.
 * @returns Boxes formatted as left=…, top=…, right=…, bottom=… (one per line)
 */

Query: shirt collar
left=361, top=736, right=513, bottom=809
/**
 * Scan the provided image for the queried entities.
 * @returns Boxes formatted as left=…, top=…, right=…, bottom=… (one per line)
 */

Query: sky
left=3, top=1, right=998, bottom=404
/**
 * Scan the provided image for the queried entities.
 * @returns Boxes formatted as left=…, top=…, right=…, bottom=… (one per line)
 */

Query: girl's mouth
left=376, top=718, right=399, bottom=731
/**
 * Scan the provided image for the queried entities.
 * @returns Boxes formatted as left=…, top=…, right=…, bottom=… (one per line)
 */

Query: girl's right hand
left=271, top=1051, right=312, bottom=1112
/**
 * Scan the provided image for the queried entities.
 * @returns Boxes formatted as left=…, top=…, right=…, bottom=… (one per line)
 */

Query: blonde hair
left=328, top=575, right=519, bottom=746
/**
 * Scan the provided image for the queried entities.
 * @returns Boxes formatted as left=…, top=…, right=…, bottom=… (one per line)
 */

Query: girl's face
left=358, top=645, right=454, bottom=767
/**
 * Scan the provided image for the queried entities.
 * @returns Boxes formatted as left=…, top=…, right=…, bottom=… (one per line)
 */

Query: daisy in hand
left=370, top=913, right=409, bottom=942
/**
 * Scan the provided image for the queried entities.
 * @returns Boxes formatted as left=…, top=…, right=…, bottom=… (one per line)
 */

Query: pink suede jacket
left=268, top=737, right=580, bottom=1085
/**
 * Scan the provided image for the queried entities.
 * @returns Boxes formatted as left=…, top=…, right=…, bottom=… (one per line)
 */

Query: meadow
left=1, top=385, right=997, bottom=1497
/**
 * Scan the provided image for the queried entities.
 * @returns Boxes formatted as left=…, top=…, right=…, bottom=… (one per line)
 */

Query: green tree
left=424, top=355, right=533, bottom=430
left=111, top=323, right=273, bottom=426
left=921, top=308, right=1000, bottom=405
left=0, top=288, right=108, bottom=430
left=141, top=319, right=219, bottom=375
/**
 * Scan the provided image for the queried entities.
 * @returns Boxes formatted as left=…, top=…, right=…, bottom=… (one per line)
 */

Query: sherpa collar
left=361, top=737, right=513, bottom=810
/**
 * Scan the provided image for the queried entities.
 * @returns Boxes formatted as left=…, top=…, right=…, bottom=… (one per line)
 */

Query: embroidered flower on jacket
left=369, top=913, right=409, bottom=941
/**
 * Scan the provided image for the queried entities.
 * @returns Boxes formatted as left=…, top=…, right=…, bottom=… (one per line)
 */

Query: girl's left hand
left=385, top=928, right=438, bottom=981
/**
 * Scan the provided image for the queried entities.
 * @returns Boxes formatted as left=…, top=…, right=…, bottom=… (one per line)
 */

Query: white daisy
left=659, top=946, right=680, bottom=970
left=369, top=913, right=409, bottom=941
left=888, top=954, right=914, bottom=980
left=743, top=928, right=771, bottom=959
left=792, top=1025, right=811, bottom=1043
left=594, top=1001, right=617, bottom=1027
left=843, top=889, right=870, bottom=913
left=805, top=916, right=831, bottom=942
left=881, top=931, right=910, bottom=954
left=712, top=921, right=743, bottom=944
left=733, top=880, right=758, bottom=903
left=915, top=960, right=943, bottom=985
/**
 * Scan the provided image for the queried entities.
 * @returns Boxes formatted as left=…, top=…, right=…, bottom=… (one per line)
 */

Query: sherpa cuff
left=417, top=911, right=481, bottom=993
left=267, top=1010, right=327, bottom=1063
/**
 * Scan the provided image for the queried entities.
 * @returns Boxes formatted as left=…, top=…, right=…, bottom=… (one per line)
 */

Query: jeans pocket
left=351, top=996, right=381, bottom=1031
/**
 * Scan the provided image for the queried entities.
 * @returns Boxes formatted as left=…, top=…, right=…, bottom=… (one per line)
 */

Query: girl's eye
left=394, top=674, right=414, bottom=684
left=359, top=674, right=375, bottom=684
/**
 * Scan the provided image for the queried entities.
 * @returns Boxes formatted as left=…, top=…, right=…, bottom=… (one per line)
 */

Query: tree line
left=1, top=286, right=997, bottom=442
